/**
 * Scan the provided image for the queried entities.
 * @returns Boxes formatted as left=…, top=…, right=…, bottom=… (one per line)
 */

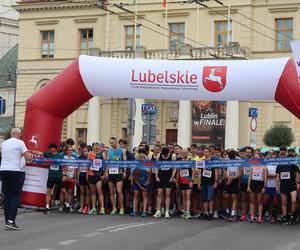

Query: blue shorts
left=133, top=183, right=150, bottom=192
left=201, top=185, right=214, bottom=202
left=265, top=187, right=277, bottom=197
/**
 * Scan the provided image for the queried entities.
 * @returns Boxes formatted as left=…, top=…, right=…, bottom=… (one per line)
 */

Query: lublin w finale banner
left=192, top=101, right=226, bottom=145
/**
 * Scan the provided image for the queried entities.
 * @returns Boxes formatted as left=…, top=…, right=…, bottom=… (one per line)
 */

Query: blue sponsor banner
left=32, top=157, right=299, bottom=169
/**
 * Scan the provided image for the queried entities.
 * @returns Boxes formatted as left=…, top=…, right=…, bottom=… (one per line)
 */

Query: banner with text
left=192, top=101, right=226, bottom=145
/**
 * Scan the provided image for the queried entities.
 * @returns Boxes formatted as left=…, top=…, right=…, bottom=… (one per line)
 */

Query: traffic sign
left=142, top=103, right=157, bottom=114
left=0, top=96, right=6, bottom=115
left=250, top=118, right=257, bottom=132
left=248, top=107, right=258, bottom=118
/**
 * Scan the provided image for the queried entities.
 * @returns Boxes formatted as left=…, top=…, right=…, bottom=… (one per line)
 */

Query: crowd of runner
left=41, top=137, right=300, bottom=225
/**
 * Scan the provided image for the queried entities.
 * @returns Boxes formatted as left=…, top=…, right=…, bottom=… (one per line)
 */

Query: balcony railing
left=89, top=42, right=250, bottom=60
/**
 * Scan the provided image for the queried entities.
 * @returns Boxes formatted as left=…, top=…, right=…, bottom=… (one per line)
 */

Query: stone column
left=225, top=101, right=239, bottom=149
left=87, top=97, right=100, bottom=144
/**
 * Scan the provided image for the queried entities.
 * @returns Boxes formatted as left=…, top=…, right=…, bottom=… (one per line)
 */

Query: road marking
left=83, top=232, right=104, bottom=237
left=58, top=239, right=78, bottom=245
left=97, top=223, right=139, bottom=232
left=108, top=221, right=163, bottom=232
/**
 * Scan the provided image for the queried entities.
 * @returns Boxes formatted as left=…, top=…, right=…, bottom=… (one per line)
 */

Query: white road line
left=97, top=223, right=139, bottom=232
left=108, top=221, right=163, bottom=232
left=83, top=232, right=104, bottom=237
left=58, top=239, right=78, bottom=246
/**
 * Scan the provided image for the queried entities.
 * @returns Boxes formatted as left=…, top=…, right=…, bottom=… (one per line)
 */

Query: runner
left=87, top=143, right=107, bottom=215
left=172, top=144, right=183, bottom=216
left=119, top=139, right=135, bottom=214
left=223, top=150, right=241, bottom=222
left=43, top=143, right=64, bottom=214
left=198, top=147, right=218, bottom=220
left=62, top=146, right=77, bottom=213
left=153, top=147, right=176, bottom=218
left=190, top=144, right=201, bottom=217
left=247, top=153, right=267, bottom=223
left=77, top=146, right=90, bottom=214
left=176, top=148, right=193, bottom=219
left=239, top=147, right=252, bottom=221
left=130, top=148, right=151, bottom=217
left=264, top=151, right=278, bottom=223
left=276, top=146, right=300, bottom=224
left=106, top=137, right=127, bottom=216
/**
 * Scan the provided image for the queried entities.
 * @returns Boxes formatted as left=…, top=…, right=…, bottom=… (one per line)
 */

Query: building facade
left=14, top=0, right=300, bottom=148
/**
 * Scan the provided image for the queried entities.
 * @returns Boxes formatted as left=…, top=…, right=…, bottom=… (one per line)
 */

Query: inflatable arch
left=21, top=55, right=300, bottom=207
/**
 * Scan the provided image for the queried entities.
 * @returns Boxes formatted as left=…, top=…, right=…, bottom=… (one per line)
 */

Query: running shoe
left=257, top=216, right=263, bottom=224
left=130, top=211, right=137, bottom=217
left=185, top=212, right=192, bottom=219
left=270, top=216, right=276, bottom=223
left=110, top=208, right=117, bottom=215
left=153, top=210, right=161, bottom=218
left=82, top=206, right=89, bottom=214
left=119, top=208, right=125, bottom=216
left=141, top=212, right=147, bottom=217
left=208, top=213, right=213, bottom=221
left=239, top=214, right=247, bottom=221
left=65, top=206, right=70, bottom=214
left=180, top=212, right=187, bottom=219
left=43, top=208, right=50, bottom=214
left=228, top=215, right=237, bottom=222
left=165, top=210, right=171, bottom=218
left=78, top=208, right=83, bottom=213
left=6, top=222, right=21, bottom=230
left=58, top=207, right=64, bottom=212
left=99, top=208, right=105, bottom=215
left=88, top=208, right=97, bottom=215
left=213, top=211, right=219, bottom=220
left=249, top=216, right=255, bottom=223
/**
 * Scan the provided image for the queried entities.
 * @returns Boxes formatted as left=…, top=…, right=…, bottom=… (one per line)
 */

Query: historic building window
left=275, top=18, right=293, bottom=50
left=125, top=25, right=141, bottom=51
left=169, top=23, right=185, bottom=49
left=215, top=20, right=232, bottom=47
left=41, top=30, right=54, bottom=58
left=80, top=29, right=94, bottom=55
left=76, top=128, right=87, bottom=145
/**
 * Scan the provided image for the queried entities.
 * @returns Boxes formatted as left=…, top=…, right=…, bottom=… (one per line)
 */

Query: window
left=125, top=25, right=141, bottom=51
left=275, top=18, right=293, bottom=50
left=215, top=20, right=232, bottom=48
left=169, top=23, right=185, bottom=49
left=76, top=128, right=87, bottom=145
left=80, top=29, right=94, bottom=55
left=41, top=31, right=54, bottom=58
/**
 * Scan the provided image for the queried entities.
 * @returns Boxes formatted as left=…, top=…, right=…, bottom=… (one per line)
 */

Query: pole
left=147, top=112, right=151, bottom=144
left=227, top=0, right=231, bottom=45
left=105, top=11, right=110, bottom=51
left=164, top=0, right=168, bottom=48
left=134, top=1, right=138, bottom=50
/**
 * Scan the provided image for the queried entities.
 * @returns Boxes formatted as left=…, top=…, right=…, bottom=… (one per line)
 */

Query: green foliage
left=263, top=123, right=294, bottom=147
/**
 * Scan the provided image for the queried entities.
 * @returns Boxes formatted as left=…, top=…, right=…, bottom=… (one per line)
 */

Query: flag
left=162, top=0, right=166, bottom=8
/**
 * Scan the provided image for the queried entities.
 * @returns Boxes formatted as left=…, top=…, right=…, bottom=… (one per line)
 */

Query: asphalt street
left=0, top=211, right=300, bottom=250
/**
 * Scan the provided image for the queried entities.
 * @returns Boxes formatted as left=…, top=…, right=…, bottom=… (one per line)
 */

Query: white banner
left=22, top=166, right=48, bottom=194
left=291, top=40, right=300, bottom=84
left=79, top=56, right=289, bottom=101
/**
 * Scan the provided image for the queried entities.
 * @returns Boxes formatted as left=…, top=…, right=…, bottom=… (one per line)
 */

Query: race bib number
left=50, top=165, right=59, bottom=171
left=160, top=168, right=170, bottom=171
left=252, top=172, right=262, bottom=181
left=91, top=159, right=102, bottom=171
left=67, top=167, right=75, bottom=178
left=244, top=167, right=250, bottom=175
left=180, top=169, right=189, bottom=177
left=109, top=168, right=119, bottom=174
left=280, top=172, right=291, bottom=180
left=203, top=169, right=212, bottom=178
left=79, top=166, right=87, bottom=173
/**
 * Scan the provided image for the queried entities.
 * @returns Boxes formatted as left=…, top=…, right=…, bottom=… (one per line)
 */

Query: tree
left=263, top=123, right=294, bottom=147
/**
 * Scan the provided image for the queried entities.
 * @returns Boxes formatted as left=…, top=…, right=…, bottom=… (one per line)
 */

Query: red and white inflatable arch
left=21, top=55, right=300, bottom=207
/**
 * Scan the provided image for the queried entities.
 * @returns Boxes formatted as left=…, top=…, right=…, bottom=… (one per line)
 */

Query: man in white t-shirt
left=0, top=128, right=32, bottom=230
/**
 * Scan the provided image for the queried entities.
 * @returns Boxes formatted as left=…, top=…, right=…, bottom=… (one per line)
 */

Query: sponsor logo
left=202, top=66, right=227, bottom=92
left=28, top=134, right=39, bottom=148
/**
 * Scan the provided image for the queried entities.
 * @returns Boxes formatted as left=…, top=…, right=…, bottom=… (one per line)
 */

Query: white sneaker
left=58, top=207, right=63, bottom=212
left=213, top=211, right=219, bottom=219
left=165, top=210, right=170, bottom=218
left=153, top=210, right=161, bottom=218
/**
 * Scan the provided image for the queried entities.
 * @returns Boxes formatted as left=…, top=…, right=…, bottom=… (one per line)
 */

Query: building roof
left=0, top=45, right=18, bottom=89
